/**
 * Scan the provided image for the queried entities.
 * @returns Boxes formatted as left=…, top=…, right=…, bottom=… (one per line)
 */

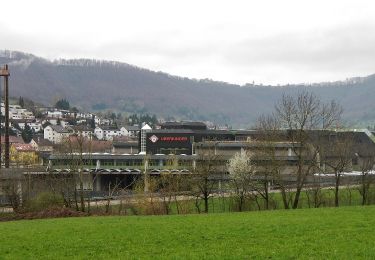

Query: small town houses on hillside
left=95, top=117, right=112, bottom=126
left=121, top=125, right=140, bottom=137
left=43, top=124, right=141, bottom=143
left=94, top=125, right=141, bottom=141
left=41, top=118, right=70, bottom=127
left=41, top=112, right=143, bottom=143
left=30, top=137, right=54, bottom=152
left=46, top=110, right=65, bottom=118
left=1, top=103, right=35, bottom=120
left=94, top=126, right=122, bottom=141
left=0, top=101, right=151, bottom=158
left=43, top=125, right=73, bottom=144
left=72, top=125, right=94, bottom=139
left=0, top=135, right=39, bottom=166
left=17, top=121, right=43, bottom=133
left=74, top=112, right=94, bottom=119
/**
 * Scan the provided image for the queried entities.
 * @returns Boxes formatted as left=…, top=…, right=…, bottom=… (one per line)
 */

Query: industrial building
left=2, top=121, right=375, bottom=202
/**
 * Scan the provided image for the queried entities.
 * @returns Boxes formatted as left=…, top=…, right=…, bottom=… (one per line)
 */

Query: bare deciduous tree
left=320, top=132, right=354, bottom=207
left=358, top=156, right=375, bottom=205
left=258, top=91, right=343, bottom=209
left=191, top=142, right=223, bottom=213
left=58, top=133, right=93, bottom=212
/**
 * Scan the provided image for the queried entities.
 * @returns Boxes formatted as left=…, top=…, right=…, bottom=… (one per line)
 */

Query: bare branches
left=191, top=142, right=223, bottom=213
left=258, top=90, right=344, bottom=209
left=321, top=100, right=343, bottom=129
left=275, top=91, right=342, bottom=132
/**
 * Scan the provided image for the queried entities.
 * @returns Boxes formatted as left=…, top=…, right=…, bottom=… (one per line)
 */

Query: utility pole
left=0, top=65, right=10, bottom=168
left=0, top=73, right=1, bottom=168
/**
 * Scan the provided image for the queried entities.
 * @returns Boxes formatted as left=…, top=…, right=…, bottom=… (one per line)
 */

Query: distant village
left=0, top=97, right=229, bottom=166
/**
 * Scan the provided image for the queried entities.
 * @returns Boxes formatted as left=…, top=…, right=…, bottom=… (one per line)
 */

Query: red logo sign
left=149, top=135, right=159, bottom=143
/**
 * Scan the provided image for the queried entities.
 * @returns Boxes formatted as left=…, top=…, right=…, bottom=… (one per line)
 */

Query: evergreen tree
left=129, top=114, right=139, bottom=125
left=110, top=112, right=116, bottom=120
left=90, top=115, right=96, bottom=129
left=13, top=122, right=21, bottom=131
left=55, top=99, right=70, bottom=110
left=18, top=96, right=25, bottom=108
left=21, top=123, right=33, bottom=143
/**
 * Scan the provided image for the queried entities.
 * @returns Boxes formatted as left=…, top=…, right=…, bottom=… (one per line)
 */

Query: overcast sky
left=1, top=0, right=375, bottom=85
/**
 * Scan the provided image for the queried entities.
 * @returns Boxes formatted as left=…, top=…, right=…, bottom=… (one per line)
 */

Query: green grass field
left=1, top=206, right=375, bottom=259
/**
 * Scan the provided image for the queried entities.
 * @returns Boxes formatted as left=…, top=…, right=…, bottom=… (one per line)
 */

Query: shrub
left=25, top=192, right=65, bottom=212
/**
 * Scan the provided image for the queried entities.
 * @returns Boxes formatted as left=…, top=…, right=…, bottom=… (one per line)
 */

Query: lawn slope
left=1, top=206, right=374, bottom=259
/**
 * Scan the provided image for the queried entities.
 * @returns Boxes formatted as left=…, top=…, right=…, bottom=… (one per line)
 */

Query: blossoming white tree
left=228, top=151, right=255, bottom=211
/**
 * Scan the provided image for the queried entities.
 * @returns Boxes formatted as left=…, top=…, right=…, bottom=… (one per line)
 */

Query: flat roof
left=48, top=153, right=199, bottom=160
left=195, top=141, right=301, bottom=148
left=148, top=129, right=261, bottom=135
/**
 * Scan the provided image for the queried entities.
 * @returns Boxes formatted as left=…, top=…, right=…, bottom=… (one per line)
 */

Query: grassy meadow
left=1, top=205, right=375, bottom=259
left=97, top=186, right=374, bottom=215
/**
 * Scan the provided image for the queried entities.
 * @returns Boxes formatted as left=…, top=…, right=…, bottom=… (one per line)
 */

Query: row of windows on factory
left=51, top=159, right=193, bottom=167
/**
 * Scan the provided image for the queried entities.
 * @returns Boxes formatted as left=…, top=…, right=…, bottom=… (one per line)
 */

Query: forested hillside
left=1, top=50, right=374, bottom=127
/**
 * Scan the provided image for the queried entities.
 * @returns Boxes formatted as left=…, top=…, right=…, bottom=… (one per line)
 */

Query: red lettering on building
left=159, top=136, right=188, bottom=142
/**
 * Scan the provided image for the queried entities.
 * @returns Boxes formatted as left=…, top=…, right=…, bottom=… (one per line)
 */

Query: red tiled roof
left=0, top=136, right=24, bottom=144
left=12, top=143, right=35, bottom=152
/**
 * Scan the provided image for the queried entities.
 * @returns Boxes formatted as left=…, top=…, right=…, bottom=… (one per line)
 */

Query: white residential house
left=42, top=118, right=70, bottom=127
left=95, top=117, right=112, bottom=126
left=72, top=126, right=94, bottom=139
left=94, top=118, right=101, bottom=125
left=18, top=121, right=43, bottom=133
left=44, top=125, right=72, bottom=143
left=29, top=122, right=43, bottom=133
left=42, top=118, right=58, bottom=126
left=15, top=108, right=34, bottom=119
left=120, top=127, right=129, bottom=136
left=120, top=125, right=140, bottom=137
left=60, top=120, right=70, bottom=127
left=75, top=112, right=93, bottom=119
left=47, top=110, right=64, bottom=118
left=76, top=119, right=87, bottom=124
left=94, top=126, right=122, bottom=141
left=21, top=110, right=35, bottom=118
left=1, top=103, right=35, bottom=120
left=7, top=104, right=22, bottom=116
left=10, top=114, right=23, bottom=120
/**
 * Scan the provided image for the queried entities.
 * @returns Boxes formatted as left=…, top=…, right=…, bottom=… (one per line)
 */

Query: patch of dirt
left=0, top=207, right=89, bottom=222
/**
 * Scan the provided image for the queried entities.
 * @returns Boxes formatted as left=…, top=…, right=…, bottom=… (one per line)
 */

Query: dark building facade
left=146, top=130, right=194, bottom=155
left=145, top=129, right=260, bottom=155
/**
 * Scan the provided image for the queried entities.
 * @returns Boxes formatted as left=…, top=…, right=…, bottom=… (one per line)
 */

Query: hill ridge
left=0, top=50, right=374, bottom=127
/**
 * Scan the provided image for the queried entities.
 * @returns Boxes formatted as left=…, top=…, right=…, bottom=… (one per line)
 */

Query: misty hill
left=0, top=50, right=374, bottom=127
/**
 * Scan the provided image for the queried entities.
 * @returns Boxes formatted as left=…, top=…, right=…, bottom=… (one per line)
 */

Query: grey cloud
left=0, top=23, right=104, bottom=61
left=94, top=35, right=220, bottom=63
left=224, top=23, right=375, bottom=73
left=1, top=21, right=375, bottom=85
